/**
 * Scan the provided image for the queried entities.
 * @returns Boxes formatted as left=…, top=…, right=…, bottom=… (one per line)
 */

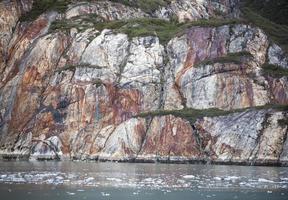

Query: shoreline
left=1, top=154, right=287, bottom=167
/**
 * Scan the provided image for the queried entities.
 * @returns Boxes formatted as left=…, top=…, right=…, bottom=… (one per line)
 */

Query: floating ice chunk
left=156, top=179, right=163, bottom=184
left=1, top=175, right=7, bottom=178
left=101, top=192, right=110, bottom=196
left=143, top=178, right=154, bottom=182
left=183, top=175, right=195, bottom=179
left=177, top=179, right=186, bottom=183
left=258, top=178, right=274, bottom=183
left=267, top=191, right=273, bottom=193
left=106, top=178, right=122, bottom=182
left=84, top=177, right=95, bottom=182
left=224, top=176, right=240, bottom=181
left=56, top=176, right=64, bottom=180
left=45, top=179, right=55, bottom=184
left=66, top=192, right=75, bottom=195
left=11, top=177, right=26, bottom=182
left=213, top=177, right=222, bottom=181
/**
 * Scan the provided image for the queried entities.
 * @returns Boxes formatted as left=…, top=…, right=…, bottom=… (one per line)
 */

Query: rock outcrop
left=0, top=0, right=287, bottom=166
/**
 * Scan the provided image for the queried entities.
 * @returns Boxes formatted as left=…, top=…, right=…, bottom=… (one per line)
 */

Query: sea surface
left=0, top=161, right=287, bottom=200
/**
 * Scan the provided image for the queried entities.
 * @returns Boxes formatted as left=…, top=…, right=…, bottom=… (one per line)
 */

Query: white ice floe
left=66, top=192, right=76, bottom=195
left=84, top=177, right=95, bottom=183
left=213, top=177, right=222, bottom=181
left=182, top=175, right=195, bottom=179
left=258, top=178, right=274, bottom=183
left=143, top=177, right=154, bottom=182
left=101, top=192, right=110, bottom=196
left=0, top=165, right=287, bottom=191
left=56, top=176, right=64, bottom=180
left=224, top=176, right=240, bottom=181
left=106, top=177, right=122, bottom=182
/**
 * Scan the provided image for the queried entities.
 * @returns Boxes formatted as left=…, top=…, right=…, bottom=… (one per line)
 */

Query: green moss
left=20, top=0, right=71, bottom=22
left=262, top=63, right=288, bottom=78
left=195, top=51, right=253, bottom=67
left=136, top=104, right=288, bottom=124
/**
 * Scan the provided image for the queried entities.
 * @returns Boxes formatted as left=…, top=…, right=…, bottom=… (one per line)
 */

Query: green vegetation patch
left=50, top=17, right=244, bottom=44
left=262, top=63, right=288, bottom=78
left=194, top=51, right=253, bottom=67
left=136, top=104, right=288, bottom=124
left=20, top=0, right=71, bottom=22
left=96, top=18, right=244, bottom=44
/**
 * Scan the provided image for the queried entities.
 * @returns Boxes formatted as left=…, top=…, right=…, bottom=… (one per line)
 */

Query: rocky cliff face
left=0, top=0, right=287, bottom=165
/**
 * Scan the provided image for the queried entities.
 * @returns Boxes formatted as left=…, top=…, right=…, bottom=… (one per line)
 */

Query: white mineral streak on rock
left=120, top=36, right=164, bottom=111
left=99, top=118, right=145, bottom=160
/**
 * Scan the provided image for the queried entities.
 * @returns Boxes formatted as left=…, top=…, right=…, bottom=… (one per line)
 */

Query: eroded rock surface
left=0, top=0, right=287, bottom=166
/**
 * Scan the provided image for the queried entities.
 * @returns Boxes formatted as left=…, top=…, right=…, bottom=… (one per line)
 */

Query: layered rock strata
left=0, top=0, right=287, bottom=166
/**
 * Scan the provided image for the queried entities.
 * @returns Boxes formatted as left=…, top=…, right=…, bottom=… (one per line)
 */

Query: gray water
left=0, top=161, right=287, bottom=200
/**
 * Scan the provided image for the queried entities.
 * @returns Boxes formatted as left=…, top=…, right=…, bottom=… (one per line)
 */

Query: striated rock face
left=138, top=115, right=203, bottom=161
left=65, top=1, right=147, bottom=20
left=165, top=24, right=273, bottom=110
left=65, top=0, right=240, bottom=23
left=197, top=110, right=288, bottom=164
left=0, top=0, right=32, bottom=82
left=0, top=0, right=287, bottom=166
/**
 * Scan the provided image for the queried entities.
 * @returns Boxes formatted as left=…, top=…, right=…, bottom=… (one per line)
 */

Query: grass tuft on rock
left=262, top=64, right=288, bottom=78
left=136, top=104, right=288, bottom=124
left=194, top=51, right=253, bottom=67
left=50, top=17, right=244, bottom=44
